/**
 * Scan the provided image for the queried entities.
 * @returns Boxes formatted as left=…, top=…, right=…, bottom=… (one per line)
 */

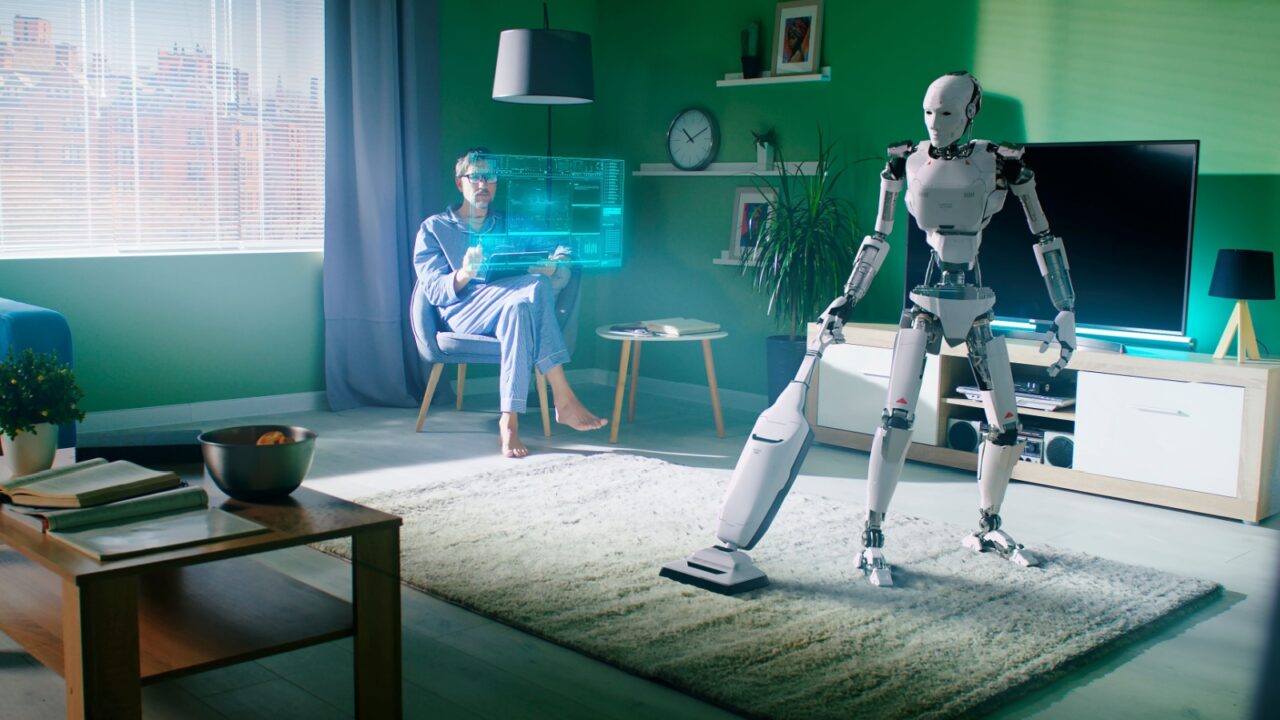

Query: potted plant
left=743, top=131, right=859, bottom=403
left=0, top=348, right=85, bottom=476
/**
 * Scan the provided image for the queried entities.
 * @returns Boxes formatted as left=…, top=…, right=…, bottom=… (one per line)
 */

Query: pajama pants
left=439, top=273, right=570, bottom=414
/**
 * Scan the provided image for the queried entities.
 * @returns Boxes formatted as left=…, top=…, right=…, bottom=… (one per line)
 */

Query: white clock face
left=668, top=109, right=717, bottom=170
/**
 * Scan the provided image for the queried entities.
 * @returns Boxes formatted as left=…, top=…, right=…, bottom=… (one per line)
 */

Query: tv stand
left=999, top=329, right=1126, bottom=354
left=808, top=323, right=1280, bottom=522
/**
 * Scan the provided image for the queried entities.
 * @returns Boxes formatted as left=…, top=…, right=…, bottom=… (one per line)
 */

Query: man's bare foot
left=499, top=414, right=529, bottom=458
left=555, top=399, right=608, bottom=431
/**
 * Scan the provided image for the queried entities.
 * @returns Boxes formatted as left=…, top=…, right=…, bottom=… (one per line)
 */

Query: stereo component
left=1043, top=430, right=1075, bottom=468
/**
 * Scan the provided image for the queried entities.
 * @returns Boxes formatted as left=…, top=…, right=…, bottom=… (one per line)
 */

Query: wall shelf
left=632, top=161, right=817, bottom=177
left=717, top=66, right=831, bottom=87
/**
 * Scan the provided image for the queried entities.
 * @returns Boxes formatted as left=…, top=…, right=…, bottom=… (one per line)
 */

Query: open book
left=4, top=485, right=269, bottom=560
left=642, top=317, right=721, bottom=336
left=0, top=458, right=181, bottom=508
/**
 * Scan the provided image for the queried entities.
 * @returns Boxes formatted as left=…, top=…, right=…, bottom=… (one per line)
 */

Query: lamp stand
left=1213, top=299, right=1262, bottom=363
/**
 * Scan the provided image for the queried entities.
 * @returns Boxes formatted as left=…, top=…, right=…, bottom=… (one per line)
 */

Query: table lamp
left=1210, top=249, right=1275, bottom=363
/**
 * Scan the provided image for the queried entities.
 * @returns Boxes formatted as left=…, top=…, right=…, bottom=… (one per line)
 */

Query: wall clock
left=666, top=108, right=720, bottom=171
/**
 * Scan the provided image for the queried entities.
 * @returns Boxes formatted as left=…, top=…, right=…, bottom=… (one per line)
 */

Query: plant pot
left=1, top=422, right=58, bottom=477
left=765, top=335, right=807, bottom=405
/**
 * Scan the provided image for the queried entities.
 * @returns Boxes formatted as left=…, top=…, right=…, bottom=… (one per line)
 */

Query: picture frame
left=771, top=0, right=823, bottom=76
left=727, top=186, right=776, bottom=262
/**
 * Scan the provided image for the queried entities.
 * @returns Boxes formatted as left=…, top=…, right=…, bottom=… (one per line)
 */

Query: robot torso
left=904, top=140, right=1007, bottom=268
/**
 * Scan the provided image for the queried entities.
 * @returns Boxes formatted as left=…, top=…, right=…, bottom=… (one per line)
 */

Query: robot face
left=923, top=73, right=979, bottom=147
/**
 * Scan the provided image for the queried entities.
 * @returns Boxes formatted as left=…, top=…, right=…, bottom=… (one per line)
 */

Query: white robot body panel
left=977, top=335, right=1018, bottom=433
left=908, top=286, right=996, bottom=343
left=905, top=141, right=1005, bottom=247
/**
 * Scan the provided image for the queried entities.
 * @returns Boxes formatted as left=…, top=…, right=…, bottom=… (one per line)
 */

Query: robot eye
left=942, top=111, right=952, bottom=116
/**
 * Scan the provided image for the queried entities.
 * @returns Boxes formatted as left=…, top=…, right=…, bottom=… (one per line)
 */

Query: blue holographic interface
left=469, top=154, right=624, bottom=271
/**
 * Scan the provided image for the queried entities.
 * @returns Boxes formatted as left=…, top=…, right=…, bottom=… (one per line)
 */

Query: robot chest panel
left=905, top=153, right=998, bottom=231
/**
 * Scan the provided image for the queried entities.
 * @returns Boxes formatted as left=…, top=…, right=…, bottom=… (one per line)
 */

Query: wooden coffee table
left=0, top=479, right=402, bottom=719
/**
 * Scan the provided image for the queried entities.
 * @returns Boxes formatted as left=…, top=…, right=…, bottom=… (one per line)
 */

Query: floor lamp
left=491, top=2, right=594, bottom=159
left=1210, top=249, right=1275, bottom=363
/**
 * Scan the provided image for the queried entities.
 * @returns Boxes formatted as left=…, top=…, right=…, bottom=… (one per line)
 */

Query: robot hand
left=818, top=294, right=855, bottom=344
left=1039, top=309, right=1076, bottom=377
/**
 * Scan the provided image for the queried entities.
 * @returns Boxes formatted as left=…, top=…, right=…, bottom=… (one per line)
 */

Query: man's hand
left=1039, top=309, right=1076, bottom=377
left=457, top=244, right=484, bottom=286
left=528, top=246, right=572, bottom=277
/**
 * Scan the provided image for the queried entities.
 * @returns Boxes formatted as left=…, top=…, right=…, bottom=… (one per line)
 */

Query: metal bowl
left=198, top=425, right=317, bottom=501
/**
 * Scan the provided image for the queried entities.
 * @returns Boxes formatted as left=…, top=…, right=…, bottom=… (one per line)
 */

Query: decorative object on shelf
left=199, top=425, right=318, bottom=501
left=1210, top=248, right=1274, bottom=363
left=492, top=2, right=594, bottom=158
left=752, top=128, right=776, bottom=171
left=724, top=187, right=776, bottom=263
left=666, top=107, right=720, bottom=171
left=771, top=0, right=824, bottom=76
left=740, top=19, right=762, bottom=79
left=0, top=348, right=85, bottom=476
left=742, top=131, right=857, bottom=402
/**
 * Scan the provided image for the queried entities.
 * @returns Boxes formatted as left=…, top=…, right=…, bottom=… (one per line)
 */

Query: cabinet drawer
left=816, top=343, right=939, bottom=445
left=1075, top=372, right=1243, bottom=496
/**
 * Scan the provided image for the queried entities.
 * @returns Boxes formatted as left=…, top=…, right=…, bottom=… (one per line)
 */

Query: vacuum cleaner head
left=659, top=546, right=768, bottom=595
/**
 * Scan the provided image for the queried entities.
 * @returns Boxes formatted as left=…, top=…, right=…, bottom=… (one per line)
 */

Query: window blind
left=0, top=0, right=324, bottom=257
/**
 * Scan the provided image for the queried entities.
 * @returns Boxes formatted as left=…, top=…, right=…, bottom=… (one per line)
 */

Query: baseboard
left=78, top=391, right=329, bottom=434
left=462, top=368, right=767, bottom=414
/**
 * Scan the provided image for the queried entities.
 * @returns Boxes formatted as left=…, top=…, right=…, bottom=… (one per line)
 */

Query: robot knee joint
left=881, top=408, right=913, bottom=431
left=990, top=427, right=1020, bottom=445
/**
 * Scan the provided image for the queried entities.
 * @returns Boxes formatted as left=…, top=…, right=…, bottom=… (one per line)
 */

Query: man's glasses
left=460, top=172, right=497, bottom=184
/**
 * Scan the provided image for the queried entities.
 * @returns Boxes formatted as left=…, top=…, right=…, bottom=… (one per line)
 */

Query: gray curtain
left=324, top=0, right=442, bottom=410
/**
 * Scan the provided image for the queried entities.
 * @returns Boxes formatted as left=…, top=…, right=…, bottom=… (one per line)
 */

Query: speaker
left=1044, top=430, right=1075, bottom=468
left=946, top=418, right=985, bottom=453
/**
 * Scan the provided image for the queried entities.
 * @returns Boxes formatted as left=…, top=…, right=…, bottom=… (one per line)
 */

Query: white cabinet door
left=1074, top=372, right=1243, bottom=496
left=816, top=343, right=940, bottom=446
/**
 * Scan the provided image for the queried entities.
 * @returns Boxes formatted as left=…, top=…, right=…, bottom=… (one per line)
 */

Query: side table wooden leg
left=63, top=576, right=141, bottom=720
left=702, top=339, right=725, bottom=438
left=353, top=526, right=402, bottom=719
left=610, top=340, right=632, bottom=444
left=628, top=342, right=642, bottom=423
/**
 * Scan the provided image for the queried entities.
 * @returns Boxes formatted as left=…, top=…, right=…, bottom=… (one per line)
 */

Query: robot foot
left=660, top=546, right=770, bottom=595
left=961, top=529, right=1040, bottom=568
left=856, top=547, right=894, bottom=587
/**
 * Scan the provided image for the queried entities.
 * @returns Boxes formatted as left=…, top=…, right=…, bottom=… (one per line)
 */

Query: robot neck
left=928, top=141, right=974, bottom=161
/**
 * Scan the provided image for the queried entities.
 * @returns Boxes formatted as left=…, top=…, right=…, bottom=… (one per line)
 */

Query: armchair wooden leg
left=535, top=370, right=552, bottom=437
left=456, top=364, right=467, bottom=410
left=415, top=363, right=445, bottom=432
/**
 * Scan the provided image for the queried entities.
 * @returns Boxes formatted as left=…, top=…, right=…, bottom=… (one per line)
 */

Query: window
left=0, top=1, right=324, bottom=257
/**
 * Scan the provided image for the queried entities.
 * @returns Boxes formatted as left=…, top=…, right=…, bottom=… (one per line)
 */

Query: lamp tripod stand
left=1213, top=299, right=1262, bottom=363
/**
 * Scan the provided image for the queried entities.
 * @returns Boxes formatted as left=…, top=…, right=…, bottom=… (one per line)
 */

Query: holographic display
left=469, top=154, right=624, bottom=273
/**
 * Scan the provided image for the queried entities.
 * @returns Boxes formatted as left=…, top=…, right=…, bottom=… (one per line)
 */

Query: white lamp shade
left=492, top=29, right=593, bottom=105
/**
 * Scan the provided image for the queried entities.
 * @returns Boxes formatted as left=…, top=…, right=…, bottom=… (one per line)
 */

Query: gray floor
left=2, top=381, right=1276, bottom=719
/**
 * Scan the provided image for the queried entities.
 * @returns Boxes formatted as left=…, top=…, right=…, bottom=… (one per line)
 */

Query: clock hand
left=682, top=128, right=695, bottom=142
left=690, top=127, right=709, bottom=140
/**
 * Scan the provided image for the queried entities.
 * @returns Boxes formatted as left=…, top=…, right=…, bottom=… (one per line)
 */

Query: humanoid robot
left=662, top=71, right=1077, bottom=593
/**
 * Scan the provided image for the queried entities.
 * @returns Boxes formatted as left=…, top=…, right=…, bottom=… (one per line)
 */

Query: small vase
left=1, top=422, right=58, bottom=477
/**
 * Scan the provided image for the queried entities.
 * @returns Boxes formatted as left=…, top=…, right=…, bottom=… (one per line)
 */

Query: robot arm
left=818, top=143, right=912, bottom=339
left=1002, top=145, right=1077, bottom=376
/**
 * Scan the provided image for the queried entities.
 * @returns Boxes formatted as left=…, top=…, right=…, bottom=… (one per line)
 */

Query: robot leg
left=960, top=323, right=1039, bottom=567
left=858, top=316, right=932, bottom=586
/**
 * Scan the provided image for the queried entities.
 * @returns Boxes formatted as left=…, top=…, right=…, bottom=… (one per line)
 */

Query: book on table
left=3, top=485, right=270, bottom=561
left=642, top=317, right=721, bottom=336
left=0, top=457, right=182, bottom=508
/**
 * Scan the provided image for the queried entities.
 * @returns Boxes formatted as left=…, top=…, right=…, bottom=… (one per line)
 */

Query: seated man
left=413, top=148, right=607, bottom=457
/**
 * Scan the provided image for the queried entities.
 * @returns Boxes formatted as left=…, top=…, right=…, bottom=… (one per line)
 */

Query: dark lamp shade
left=1209, top=249, right=1276, bottom=300
left=492, top=29, right=593, bottom=105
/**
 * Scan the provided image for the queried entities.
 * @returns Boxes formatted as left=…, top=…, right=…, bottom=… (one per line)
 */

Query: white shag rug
left=325, top=453, right=1219, bottom=720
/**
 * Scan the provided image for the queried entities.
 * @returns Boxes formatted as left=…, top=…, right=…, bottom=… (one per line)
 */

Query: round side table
left=596, top=325, right=729, bottom=444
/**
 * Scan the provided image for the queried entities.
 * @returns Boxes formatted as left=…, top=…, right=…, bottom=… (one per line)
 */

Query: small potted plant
left=743, top=130, right=860, bottom=403
left=0, top=348, right=86, bottom=476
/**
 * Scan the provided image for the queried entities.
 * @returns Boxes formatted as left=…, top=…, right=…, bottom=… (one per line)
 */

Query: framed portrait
left=728, top=187, right=776, bottom=261
left=771, top=0, right=823, bottom=76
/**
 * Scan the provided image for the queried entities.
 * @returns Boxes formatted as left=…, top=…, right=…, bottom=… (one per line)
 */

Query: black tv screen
left=904, top=140, right=1199, bottom=336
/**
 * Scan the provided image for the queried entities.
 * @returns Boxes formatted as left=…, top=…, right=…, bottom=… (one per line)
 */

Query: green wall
left=443, top=0, right=1277, bottom=394
left=0, top=253, right=324, bottom=411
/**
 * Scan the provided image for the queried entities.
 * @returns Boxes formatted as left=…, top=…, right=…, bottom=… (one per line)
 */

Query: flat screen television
left=903, top=140, right=1199, bottom=338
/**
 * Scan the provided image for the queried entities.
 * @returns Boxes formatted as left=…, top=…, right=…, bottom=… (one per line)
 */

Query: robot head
left=923, top=71, right=982, bottom=148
